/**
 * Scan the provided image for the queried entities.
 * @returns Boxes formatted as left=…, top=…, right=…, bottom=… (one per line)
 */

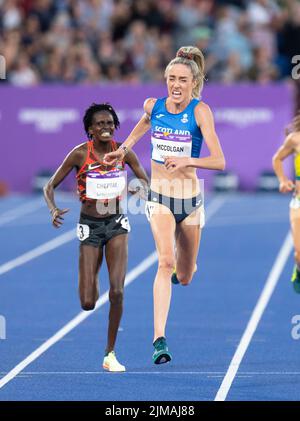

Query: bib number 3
left=77, top=224, right=90, bottom=241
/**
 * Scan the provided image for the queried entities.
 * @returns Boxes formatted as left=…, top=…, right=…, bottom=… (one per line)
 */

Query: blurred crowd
left=0, top=0, right=300, bottom=86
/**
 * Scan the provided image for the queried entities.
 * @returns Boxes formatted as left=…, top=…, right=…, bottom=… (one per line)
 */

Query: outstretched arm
left=43, top=147, right=81, bottom=227
left=125, top=149, right=150, bottom=199
left=103, top=98, right=156, bottom=165
left=272, top=134, right=295, bottom=193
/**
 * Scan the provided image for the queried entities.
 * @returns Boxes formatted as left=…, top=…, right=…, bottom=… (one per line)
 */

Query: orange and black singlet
left=76, top=140, right=125, bottom=203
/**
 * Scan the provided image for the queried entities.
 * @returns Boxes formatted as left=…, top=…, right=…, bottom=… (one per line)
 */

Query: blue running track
left=0, top=192, right=299, bottom=401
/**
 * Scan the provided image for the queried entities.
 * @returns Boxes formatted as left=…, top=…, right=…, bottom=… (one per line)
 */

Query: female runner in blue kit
left=44, top=103, right=149, bottom=372
left=104, top=46, right=225, bottom=364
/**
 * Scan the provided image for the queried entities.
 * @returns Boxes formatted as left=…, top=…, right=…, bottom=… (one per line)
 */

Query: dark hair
left=83, top=103, right=120, bottom=139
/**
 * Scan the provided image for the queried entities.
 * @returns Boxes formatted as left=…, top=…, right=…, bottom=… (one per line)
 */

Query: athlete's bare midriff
left=80, top=200, right=122, bottom=218
left=150, top=160, right=200, bottom=199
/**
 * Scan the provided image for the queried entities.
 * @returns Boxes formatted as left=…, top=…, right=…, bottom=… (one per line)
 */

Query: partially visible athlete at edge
left=273, top=112, right=300, bottom=293
left=44, top=103, right=149, bottom=371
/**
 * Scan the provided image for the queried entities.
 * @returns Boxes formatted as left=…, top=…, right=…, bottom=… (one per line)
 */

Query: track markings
left=0, top=197, right=45, bottom=226
left=0, top=197, right=226, bottom=390
left=214, top=231, right=293, bottom=401
left=0, top=230, right=76, bottom=276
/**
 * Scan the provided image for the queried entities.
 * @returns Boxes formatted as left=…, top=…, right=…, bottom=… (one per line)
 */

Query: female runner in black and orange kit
left=44, top=103, right=149, bottom=371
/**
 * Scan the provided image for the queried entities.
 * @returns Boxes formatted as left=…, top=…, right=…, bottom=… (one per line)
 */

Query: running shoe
left=171, top=268, right=180, bottom=285
left=152, top=337, right=172, bottom=364
left=103, top=351, right=126, bottom=372
left=291, top=265, right=300, bottom=294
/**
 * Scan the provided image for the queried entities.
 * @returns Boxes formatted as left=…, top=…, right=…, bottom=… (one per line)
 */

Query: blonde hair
left=285, top=111, right=300, bottom=136
left=164, top=46, right=205, bottom=98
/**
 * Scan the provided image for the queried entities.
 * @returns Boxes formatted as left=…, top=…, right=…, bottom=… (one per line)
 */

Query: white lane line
left=214, top=231, right=293, bottom=401
left=208, top=215, right=286, bottom=228
left=0, top=251, right=157, bottom=390
left=0, top=196, right=225, bottom=277
left=204, top=195, right=227, bottom=220
left=2, top=219, right=71, bottom=228
left=4, top=371, right=300, bottom=376
left=0, top=230, right=76, bottom=276
left=0, top=197, right=45, bottom=226
left=0, top=196, right=226, bottom=390
left=2, top=371, right=224, bottom=376
left=2, top=196, right=227, bottom=229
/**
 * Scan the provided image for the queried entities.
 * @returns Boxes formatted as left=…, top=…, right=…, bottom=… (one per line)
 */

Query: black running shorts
left=77, top=213, right=130, bottom=248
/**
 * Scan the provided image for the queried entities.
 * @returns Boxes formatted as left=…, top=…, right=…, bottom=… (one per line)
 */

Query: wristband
left=119, top=145, right=129, bottom=156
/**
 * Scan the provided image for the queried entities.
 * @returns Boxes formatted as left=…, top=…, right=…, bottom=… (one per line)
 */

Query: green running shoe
left=152, top=337, right=172, bottom=364
left=291, top=266, right=300, bottom=294
left=171, top=269, right=180, bottom=285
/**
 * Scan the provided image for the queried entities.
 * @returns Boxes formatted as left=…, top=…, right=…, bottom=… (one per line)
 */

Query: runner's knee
left=109, top=287, right=124, bottom=305
left=295, top=249, right=300, bottom=265
left=179, top=275, right=193, bottom=286
left=81, top=298, right=96, bottom=311
left=177, top=269, right=194, bottom=286
left=180, top=278, right=192, bottom=286
left=158, top=255, right=176, bottom=272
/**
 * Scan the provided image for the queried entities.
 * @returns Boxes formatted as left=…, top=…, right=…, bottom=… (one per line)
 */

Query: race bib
left=151, top=131, right=192, bottom=163
left=199, top=205, right=205, bottom=228
left=118, top=215, right=131, bottom=232
left=145, top=201, right=156, bottom=221
left=86, top=170, right=126, bottom=200
left=290, top=197, right=300, bottom=209
left=77, top=223, right=90, bottom=241
left=184, top=204, right=206, bottom=227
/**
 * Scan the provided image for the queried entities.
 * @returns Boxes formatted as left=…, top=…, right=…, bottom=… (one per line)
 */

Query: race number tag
left=86, top=170, right=126, bottom=200
left=199, top=205, right=205, bottom=228
left=290, top=197, right=300, bottom=209
left=119, top=216, right=131, bottom=232
left=77, top=223, right=90, bottom=241
left=151, top=131, right=192, bottom=163
left=145, top=201, right=156, bottom=221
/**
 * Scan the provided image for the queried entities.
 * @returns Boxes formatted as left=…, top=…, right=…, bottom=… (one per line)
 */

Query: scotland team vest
left=150, top=97, right=203, bottom=163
